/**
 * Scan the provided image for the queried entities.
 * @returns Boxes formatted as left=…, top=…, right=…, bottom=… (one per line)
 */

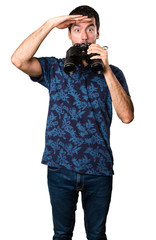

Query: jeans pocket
left=48, top=166, right=61, bottom=172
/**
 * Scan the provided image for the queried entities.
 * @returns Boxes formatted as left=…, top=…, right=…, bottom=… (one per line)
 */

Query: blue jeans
left=47, top=166, right=113, bottom=240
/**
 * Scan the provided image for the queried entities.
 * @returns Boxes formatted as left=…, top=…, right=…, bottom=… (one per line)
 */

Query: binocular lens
left=64, top=63, right=76, bottom=75
left=91, top=61, right=104, bottom=74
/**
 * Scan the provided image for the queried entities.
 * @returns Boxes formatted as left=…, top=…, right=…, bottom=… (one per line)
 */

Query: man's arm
left=103, top=68, right=134, bottom=124
left=11, top=15, right=91, bottom=77
left=88, top=44, right=134, bottom=124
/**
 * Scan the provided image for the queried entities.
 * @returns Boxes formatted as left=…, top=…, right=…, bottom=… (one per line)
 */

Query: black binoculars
left=64, top=43, right=104, bottom=75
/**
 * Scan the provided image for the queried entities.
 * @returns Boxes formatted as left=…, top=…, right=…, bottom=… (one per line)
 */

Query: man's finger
left=69, top=15, right=88, bottom=19
left=76, top=18, right=92, bottom=22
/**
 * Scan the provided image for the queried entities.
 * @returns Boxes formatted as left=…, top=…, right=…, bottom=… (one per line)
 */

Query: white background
left=1, top=0, right=156, bottom=239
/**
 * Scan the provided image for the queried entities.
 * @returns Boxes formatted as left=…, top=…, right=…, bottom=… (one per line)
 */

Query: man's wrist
left=46, top=18, right=56, bottom=29
left=103, top=65, right=112, bottom=76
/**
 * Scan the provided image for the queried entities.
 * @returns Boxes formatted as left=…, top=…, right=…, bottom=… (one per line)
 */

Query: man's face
left=68, top=17, right=99, bottom=45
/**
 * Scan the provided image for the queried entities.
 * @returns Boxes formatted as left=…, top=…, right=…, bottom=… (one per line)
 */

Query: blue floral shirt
left=29, top=57, right=130, bottom=176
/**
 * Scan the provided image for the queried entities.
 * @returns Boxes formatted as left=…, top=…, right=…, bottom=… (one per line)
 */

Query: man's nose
left=82, top=30, right=88, bottom=40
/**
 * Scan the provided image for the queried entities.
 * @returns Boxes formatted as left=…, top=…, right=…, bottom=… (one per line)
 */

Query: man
left=11, top=5, right=134, bottom=240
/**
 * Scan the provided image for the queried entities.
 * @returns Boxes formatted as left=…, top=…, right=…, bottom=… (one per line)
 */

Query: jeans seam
left=76, top=174, right=84, bottom=191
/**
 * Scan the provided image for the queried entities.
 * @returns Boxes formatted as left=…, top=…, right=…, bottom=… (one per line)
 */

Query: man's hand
left=87, top=44, right=110, bottom=72
left=51, top=15, right=92, bottom=29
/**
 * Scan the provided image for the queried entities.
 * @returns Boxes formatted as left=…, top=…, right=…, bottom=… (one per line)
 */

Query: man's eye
left=88, top=28, right=94, bottom=32
left=75, top=29, right=80, bottom=32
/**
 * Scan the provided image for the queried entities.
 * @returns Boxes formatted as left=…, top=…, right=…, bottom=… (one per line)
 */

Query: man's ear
left=96, top=29, right=100, bottom=39
left=68, top=29, right=71, bottom=40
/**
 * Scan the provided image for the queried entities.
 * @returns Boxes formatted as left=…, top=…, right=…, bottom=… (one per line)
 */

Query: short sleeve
left=110, top=65, right=131, bottom=97
left=29, top=57, right=58, bottom=89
